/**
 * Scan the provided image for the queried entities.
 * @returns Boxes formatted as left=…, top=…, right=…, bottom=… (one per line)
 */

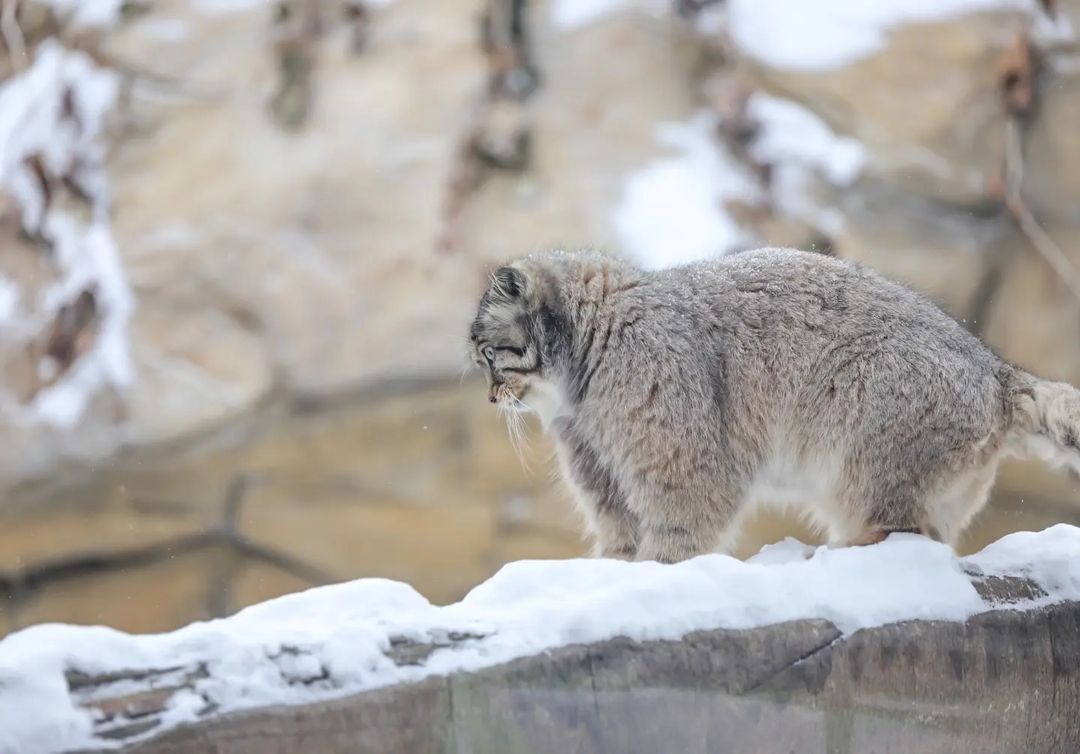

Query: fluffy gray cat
left=468, top=247, right=1080, bottom=562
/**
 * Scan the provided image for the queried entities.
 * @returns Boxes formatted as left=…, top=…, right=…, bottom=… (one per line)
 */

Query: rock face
left=2, top=1, right=1080, bottom=636
left=80, top=601, right=1080, bottom=754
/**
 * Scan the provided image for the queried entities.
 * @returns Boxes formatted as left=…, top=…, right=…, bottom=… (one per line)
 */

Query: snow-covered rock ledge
left=3, top=527, right=1080, bottom=754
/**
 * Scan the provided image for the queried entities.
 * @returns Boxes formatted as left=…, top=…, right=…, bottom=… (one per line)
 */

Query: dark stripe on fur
left=557, top=419, right=629, bottom=518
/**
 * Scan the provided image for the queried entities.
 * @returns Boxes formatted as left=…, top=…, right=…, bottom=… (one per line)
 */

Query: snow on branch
left=0, top=25, right=134, bottom=429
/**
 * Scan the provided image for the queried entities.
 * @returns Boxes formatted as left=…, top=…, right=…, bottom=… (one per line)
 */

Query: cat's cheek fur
left=516, top=377, right=571, bottom=429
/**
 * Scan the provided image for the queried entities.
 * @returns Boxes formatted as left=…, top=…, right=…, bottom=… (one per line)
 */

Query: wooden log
left=78, top=593, right=1080, bottom=754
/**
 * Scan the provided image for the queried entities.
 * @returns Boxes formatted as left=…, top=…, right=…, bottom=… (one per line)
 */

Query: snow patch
left=2, top=526, right=1079, bottom=754
left=551, top=0, right=666, bottom=30
left=134, top=18, right=190, bottom=43
left=726, top=0, right=1038, bottom=72
left=31, top=221, right=134, bottom=428
left=190, top=0, right=270, bottom=14
left=36, top=0, right=124, bottom=28
left=743, top=93, right=866, bottom=235
left=192, top=0, right=390, bottom=14
left=0, top=276, right=18, bottom=325
left=746, top=94, right=865, bottom=187
left=612, top=112, right=758, bottom=270
left=743, top=93, right=868, bottom=235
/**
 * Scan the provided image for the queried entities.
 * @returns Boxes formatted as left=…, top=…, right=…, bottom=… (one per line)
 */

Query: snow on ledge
left=2, top=526, right=1080, bottom=753
left=726, top=0, right=1041, bottom=72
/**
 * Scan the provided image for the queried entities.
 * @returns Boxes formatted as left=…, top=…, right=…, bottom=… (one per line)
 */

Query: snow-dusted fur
left=468, top=247, right=1080, bottom=561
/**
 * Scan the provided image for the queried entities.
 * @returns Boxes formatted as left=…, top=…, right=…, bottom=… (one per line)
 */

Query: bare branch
left=1002, top=116, right=1080, bottom=303
left=1, top=0, right=27, bottom=72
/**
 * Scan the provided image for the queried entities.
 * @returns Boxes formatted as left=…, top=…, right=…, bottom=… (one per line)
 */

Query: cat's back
left=666, top=247, right=970, bottom=340
left=680, top=246, right=911, bottom=305
left=641, top=247, right=1011, bottom=408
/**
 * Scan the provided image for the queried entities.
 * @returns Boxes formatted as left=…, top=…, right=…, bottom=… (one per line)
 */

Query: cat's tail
left=1006, top=371, right=1080, bottom=475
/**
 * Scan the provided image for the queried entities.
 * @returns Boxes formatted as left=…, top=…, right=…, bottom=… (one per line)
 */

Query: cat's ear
left=491, top=266, right=526, bottom=300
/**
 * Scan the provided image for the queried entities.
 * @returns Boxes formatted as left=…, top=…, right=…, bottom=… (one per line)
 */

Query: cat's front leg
left=587, top=501, right=639, bottom=560
left=630, top=475, right=745, bottom=564
left=554, top=426, right=639, bottom=559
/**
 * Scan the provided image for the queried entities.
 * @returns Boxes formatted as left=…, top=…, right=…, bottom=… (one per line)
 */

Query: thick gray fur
left=468, top=247, right=1080, bottom=562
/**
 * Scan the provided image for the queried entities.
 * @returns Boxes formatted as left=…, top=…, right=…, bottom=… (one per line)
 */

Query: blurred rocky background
left=1, top=0, right=1079, bottom=636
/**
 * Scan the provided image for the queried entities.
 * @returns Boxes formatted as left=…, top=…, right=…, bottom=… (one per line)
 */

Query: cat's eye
left=483, top=346, right=495, bottom=363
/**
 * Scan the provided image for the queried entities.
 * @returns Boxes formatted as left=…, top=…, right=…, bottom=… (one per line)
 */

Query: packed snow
left=612, top=112, right=758, bottom=270
left=0, top=41, right=135, bottom=428
left=726, top=0, right=1041, bottom=71
left=2, top=526, right=1079, bottom=754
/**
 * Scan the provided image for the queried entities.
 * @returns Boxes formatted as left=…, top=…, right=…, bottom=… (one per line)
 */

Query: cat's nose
left=488, top=384, right=499, bottom=403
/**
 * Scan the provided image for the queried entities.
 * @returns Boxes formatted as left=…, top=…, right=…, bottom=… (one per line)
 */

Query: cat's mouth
left=488, top=381, right=529, bottom=409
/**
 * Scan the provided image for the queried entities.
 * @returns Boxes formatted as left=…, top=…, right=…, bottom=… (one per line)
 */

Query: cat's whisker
left=508, top=409, right=527, bottom=461
left=458, top=360, right=474, bottom=386
left=496, top=393, right=531, bottom=471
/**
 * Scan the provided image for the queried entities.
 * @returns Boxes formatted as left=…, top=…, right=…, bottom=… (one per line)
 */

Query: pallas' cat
left=468, top=248, right=1080, bottom=562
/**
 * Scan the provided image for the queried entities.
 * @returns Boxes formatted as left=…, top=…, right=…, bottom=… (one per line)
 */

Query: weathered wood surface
left=81, top=590, right=1080, bottom=754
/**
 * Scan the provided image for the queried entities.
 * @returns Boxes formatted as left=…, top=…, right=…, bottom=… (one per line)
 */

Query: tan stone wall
left=2, top=380, right=584, bottom=633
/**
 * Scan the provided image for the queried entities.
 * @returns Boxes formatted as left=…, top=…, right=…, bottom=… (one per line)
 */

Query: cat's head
left=469, top=250, right=634, bottom=418
left=468, top=262, right=567, bottom=414
left=469, top=266, right=541, bottom=409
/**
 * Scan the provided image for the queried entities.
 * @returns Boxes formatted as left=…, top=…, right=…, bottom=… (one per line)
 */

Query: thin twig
left=1003, top=115, right=1080, bottom=302
left=0, top=528, right=339, bottom=604
left=1, top=0, right=27, bottom=72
